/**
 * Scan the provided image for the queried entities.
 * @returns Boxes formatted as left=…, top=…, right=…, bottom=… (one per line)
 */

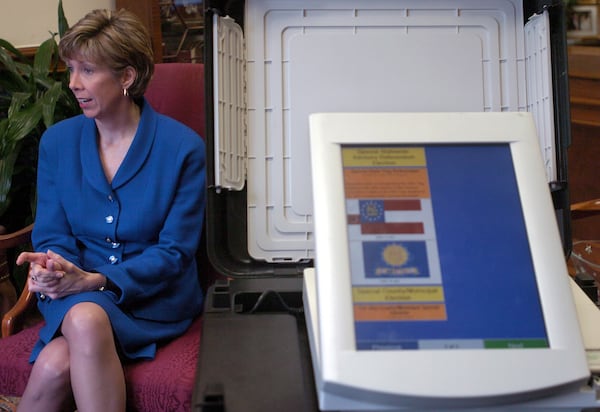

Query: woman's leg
left=61, top=302, right=126, bottom=412
left=17, top=336, right=75, bottom=412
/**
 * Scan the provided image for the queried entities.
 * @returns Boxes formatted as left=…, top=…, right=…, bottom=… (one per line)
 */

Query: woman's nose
left=68, top=71, right=80, bottom=90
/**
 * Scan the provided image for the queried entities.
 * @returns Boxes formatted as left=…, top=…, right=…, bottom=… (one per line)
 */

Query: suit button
left=105, top=215, right=114, bottom=224
left=109, top=255, right=118, bottom=264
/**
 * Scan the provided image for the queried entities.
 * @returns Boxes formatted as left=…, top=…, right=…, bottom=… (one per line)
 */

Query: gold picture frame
left=568, top=5, right=600, bottom=38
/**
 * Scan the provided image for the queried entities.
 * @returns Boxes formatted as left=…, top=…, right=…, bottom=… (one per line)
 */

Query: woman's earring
left=123, top=88, right=129, bottom=97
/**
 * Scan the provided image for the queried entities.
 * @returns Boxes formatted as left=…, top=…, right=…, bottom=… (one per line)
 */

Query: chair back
left=145, top=63, right=206, bottom=139
left=144, top=63, right=221, bottom=291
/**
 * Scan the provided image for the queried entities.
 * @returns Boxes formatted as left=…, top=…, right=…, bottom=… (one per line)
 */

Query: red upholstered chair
left=0, top=63, right=217, bottom=411
left=145, top=63, right=206, bottom=139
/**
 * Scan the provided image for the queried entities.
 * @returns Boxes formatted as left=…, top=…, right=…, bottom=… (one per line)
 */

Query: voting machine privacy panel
left=192, top=1, right=577, bottom=411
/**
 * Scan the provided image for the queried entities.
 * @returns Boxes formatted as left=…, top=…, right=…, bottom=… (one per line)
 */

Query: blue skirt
left=30, top=290, right=192, bottom=363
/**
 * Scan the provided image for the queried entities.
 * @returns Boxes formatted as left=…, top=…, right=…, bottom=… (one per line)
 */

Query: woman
left=15, top=9, right=206, bottom=412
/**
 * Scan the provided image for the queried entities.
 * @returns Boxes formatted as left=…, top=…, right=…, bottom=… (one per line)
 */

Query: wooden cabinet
left=116, top=0, right=204, bottom=63
left=569, top=45, right=600, bottom=127
left=116, top=0, right=163, bottom=62
left=568, top=45, right=600, bottom=240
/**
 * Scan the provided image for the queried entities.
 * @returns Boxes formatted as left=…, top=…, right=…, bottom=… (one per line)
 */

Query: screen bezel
left=308, top=112, right=588, bottom=404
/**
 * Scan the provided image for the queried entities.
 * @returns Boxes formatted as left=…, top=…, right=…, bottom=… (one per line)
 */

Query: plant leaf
left=40, top=81, right=62, bottom=128
left=0, top=119, right=9, bottom=154
left=33, top=38, right=57, bottom=79
left=6, top=103, right=43, bottom=148
left=0, top=43, right=18, bottom=73
left=7, top=92, right=31, bottom=119
left=0, top=42, right=28, bottom=91
left=0, top=151, right=18, bottom=217
left=0, top=38, right=25, bottom=60
left=58, top=0, right=70, bottom=38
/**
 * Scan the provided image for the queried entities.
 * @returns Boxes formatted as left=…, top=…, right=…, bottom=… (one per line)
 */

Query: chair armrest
left=0, top=223, right=34, bottom=248
left=2, top=281, right=37, bottom=338
left=0, top=223, right=33, bottom=283
left=572, top=199, right=600, bottom=220
left=0, top=223, right=37, bottom=338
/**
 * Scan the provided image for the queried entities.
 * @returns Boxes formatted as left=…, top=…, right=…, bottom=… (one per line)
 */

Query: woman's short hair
left=59, top=9, right=154, bottom=98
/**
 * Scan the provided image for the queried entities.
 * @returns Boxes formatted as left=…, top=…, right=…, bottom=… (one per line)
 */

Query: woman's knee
left=62, top=302, right=112, bottom=343
left=35, top=337, right=70, bottom=382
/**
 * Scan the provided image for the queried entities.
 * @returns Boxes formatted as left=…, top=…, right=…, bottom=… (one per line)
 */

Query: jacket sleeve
left=32, top=124, right=83, bottom=265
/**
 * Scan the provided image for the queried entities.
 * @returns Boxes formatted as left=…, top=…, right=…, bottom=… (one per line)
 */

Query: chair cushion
left=0, top=317, right=202, bottom=412
left=0, top=323, right=38, bottom=396
left=125, top=316, right=202, bottom=411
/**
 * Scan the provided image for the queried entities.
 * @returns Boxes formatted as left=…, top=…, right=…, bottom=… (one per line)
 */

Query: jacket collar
left=81, top=98, right=158, bottom=193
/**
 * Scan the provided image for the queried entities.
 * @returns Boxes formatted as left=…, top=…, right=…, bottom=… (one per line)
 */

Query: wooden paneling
left=569, top=45, right=600, bottom=127
left=115, top=0, right=163, bottom=63
left=568, top=45, right=600, bottom=240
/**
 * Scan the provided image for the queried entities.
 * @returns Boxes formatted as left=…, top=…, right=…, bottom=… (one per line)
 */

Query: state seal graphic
left=362, top=241, right=429, bottom=278
left=382, top=244, right=409, bottom=266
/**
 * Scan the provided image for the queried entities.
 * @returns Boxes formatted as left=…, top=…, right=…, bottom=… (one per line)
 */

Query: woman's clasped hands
left=16, top=250, right=90, bottom=300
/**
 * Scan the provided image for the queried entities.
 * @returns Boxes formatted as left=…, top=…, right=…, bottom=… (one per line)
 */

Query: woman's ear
left=122, top=66, right=137, bottom=90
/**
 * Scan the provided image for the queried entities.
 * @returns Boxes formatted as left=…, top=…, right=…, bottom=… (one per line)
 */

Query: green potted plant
left=0, top=0, right=80, bottom=312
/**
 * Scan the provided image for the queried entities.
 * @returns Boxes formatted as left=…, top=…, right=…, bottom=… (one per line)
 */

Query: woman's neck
left=96, top=100, right=141, bottom=143
left=96, top=100, right=141, bottom=183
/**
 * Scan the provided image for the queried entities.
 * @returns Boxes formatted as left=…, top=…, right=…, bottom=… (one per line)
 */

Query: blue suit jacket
left=32, top=99, right=206, bottom=322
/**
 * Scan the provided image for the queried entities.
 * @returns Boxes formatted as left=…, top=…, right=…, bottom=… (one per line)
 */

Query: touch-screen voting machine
left=194, top=1, right=600, bottom=410
left=304, top=112, right=595, bottom=410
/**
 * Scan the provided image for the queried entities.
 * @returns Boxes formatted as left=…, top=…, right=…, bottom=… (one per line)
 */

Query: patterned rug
left=0, top=396, right=18, bottom=412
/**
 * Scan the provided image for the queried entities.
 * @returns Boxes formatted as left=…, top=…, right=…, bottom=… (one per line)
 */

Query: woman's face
left=66, top=57, right=126, bottom=120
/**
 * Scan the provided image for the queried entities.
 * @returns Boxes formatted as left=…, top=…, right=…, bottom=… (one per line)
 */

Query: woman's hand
left=17, top=250, right=104, bottom=300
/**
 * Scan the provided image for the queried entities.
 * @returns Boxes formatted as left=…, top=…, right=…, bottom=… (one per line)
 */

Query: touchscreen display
left=342, top=144, right=548, bottom=350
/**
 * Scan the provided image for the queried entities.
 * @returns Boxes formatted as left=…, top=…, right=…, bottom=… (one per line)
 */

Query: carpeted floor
left=0, top=396, right=18, bottom=412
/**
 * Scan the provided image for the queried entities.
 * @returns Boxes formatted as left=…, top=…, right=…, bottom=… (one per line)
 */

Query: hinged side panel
left=213, top=14, right=246, bottom=191
left=525, top=10, right=557, bottom=183
left=524, top=0, right=573, bottom=255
